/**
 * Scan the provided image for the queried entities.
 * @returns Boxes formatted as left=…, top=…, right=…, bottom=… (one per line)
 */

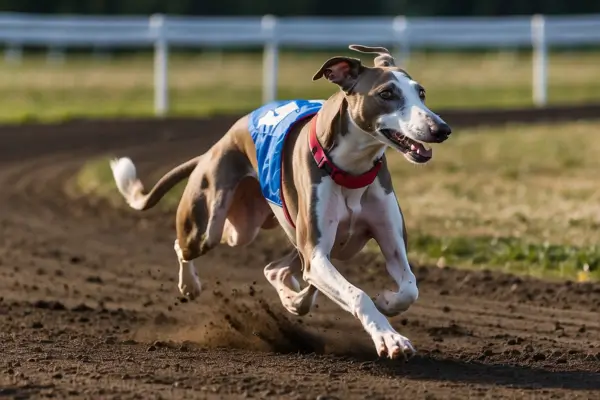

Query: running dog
left=109, top=44, right=452, bottom=359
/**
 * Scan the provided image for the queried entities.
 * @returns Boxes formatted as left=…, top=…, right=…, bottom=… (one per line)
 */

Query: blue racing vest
left=248, top=99, right=324, bottom=207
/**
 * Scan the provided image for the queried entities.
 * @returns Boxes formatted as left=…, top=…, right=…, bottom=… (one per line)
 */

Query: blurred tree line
left=1, top=0, right=599, bottom=16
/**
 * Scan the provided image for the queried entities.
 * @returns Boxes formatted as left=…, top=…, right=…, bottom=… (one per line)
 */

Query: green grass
left=2, top=49, right=600, bottom=123
left=406, top=235, right=600, bottom=281
left=75, top=119, right=600, bottom=282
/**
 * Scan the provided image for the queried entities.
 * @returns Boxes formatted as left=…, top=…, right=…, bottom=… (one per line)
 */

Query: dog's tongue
left=410, top=143, right=433, bottom=158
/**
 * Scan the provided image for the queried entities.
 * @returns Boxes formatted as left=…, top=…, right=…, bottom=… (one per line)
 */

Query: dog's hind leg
left=175, top=238, right=202, bottom=299
left=264, top=249, right=318, bottom=316
left=221, top=176, right=273, bottom=248
left=174, top=148, right=270, bottom=300
left=174, top=156, right=238, bottom=300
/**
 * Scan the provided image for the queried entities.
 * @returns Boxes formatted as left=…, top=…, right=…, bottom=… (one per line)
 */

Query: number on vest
left=257, top=100, right=324, bottom=128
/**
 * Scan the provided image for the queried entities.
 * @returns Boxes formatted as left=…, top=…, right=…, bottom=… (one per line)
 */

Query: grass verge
left=405, top=235, right=599, bottom=282
left=75, top=119, right=600, bottom=282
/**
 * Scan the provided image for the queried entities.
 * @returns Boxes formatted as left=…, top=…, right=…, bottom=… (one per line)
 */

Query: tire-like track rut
left=0, top=119, right=598, bottom=399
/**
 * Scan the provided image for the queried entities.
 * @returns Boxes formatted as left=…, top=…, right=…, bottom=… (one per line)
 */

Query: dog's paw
left=178, top=273, right=201, bottom=300
left=371, top=329, right=416, bottom=360
left=178, top=281, right=202, bottom=300
left=178, top=264, right=202, bottom=300
left=281, top=285, right=318, bottom=317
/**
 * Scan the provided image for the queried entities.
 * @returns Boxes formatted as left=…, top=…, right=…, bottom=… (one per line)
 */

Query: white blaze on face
left=377, top=71, right=436, bottom=142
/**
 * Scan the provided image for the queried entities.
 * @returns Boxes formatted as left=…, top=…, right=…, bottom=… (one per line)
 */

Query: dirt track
left=0, top=118, right=599, bottom=400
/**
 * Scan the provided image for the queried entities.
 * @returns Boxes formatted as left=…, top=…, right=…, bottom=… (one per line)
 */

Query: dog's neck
left=316, top=93, right=386, bottom=176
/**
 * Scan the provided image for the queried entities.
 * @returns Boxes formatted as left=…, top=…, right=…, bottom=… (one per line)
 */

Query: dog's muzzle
left=379, top=129, right=433, bottom=164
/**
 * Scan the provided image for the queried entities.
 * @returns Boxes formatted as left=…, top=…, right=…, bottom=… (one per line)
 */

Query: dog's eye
left=379, top=90, right=393, bottom=100
left=418, top=88, right=426, bottom=100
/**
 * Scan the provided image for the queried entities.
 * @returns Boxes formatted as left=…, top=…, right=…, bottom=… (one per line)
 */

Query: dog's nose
left=432, top=122, right=452, bottom=138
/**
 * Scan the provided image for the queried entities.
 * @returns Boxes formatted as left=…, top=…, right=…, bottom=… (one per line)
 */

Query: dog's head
left=312, top=44, right=451, bottom=164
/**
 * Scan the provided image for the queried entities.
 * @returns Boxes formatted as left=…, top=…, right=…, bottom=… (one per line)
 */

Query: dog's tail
left=109, top=156, right=200, bottom=211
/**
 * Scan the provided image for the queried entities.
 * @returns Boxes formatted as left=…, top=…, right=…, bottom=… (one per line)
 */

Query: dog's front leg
left=369, top=188, right=418, bottom=317
left=298, top=180, right=415, bottom=360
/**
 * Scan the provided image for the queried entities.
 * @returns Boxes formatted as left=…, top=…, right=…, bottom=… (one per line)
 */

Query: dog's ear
left=312, top=56, right=363, bottom=92
left=349, top=44, right=396, bottom=67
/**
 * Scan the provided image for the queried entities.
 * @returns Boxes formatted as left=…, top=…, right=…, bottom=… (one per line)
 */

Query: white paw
left=280, top=286, right=318, bottom=317
left=178, top=271, right=202, bottom=300
left=371, top=328, right=416, bottom=360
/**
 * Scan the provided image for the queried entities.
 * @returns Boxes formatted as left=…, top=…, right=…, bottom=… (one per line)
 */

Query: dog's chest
left=329, top=188, right=375, bottom=260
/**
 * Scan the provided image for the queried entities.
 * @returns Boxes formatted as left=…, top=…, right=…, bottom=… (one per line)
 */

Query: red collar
left=308, top=115, right=382, bottom=189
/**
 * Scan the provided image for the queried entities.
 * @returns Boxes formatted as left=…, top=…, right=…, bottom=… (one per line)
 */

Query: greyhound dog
left=109, top=44, right=451, bottom=360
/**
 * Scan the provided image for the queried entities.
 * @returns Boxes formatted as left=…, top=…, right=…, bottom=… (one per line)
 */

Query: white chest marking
left=339, top=188, right=364, bottom=248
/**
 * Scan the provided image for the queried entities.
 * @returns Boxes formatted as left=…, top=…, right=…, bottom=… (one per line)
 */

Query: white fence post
left=262, top=14, right=278, bottom=104
left=393, top=16, right=410, bottom=66
left=531, top=14, right=548, bottom=108
left=150, top=13, right=169, bottom=116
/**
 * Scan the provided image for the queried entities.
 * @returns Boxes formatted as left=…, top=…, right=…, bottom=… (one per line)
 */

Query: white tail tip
left=109, top=157, right=138, bottom=198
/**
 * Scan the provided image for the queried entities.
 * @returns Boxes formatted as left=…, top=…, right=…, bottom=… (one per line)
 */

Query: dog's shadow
left=362, top=353, right=600, bottom=391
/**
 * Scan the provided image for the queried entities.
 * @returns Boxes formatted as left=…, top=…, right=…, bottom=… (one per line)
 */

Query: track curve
left=0, top=119, right=598, bottom=399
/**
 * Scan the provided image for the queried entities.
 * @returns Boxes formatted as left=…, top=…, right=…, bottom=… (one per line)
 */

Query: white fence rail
left=2, top=12, right=600, bottom=115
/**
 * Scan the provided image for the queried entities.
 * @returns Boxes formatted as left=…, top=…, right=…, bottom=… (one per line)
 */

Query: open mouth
left=380, top=129, right=433, bottom=163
